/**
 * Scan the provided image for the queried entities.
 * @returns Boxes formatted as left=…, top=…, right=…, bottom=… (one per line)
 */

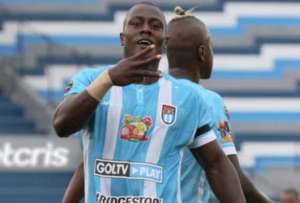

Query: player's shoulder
left=162, top=74, right=213, bottom=110
left=72, top=65, right=113, bottom=85
left=200, top=88, right=224, bottom=107
left=163, top=72, right=201, bottom=92
left=78, top=65, right=112, bottom=79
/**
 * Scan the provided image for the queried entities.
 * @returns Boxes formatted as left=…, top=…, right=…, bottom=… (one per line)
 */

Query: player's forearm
left=53, top=91, right=99, bottom=137
left=227, top=155, right=273, bottom=203
left=53, top=71, right=113, bottom=137
left=205, top=155, right=246, bottom=203
left=62, top=162, right=84, bottom=203
left=191, top=141, right=246, bottom=203
left=240, top=173, right=273, bottom=203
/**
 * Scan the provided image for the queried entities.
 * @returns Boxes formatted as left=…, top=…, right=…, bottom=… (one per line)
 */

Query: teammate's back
left=180, top=86, right=237, bottom=203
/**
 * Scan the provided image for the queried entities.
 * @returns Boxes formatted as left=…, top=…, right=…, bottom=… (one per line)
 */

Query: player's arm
left=53, top=45, right=161, bottom=137
left=62, top=162, right=84, bottom=203
left=228, top=155, right=273, bottom=203
left=189, top=92, right=246, bottom=203
left=190, top=133, right=246, bottom=203
left=218, top=101, right=273, bottom=203
left=53, top=72, right=111, bottom=137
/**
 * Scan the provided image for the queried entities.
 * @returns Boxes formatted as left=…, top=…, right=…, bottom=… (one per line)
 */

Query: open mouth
left=137, top=39, right=153, bottom=49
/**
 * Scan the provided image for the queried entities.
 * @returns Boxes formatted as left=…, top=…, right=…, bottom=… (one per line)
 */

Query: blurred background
left=0, top=0, right=299, bottom=202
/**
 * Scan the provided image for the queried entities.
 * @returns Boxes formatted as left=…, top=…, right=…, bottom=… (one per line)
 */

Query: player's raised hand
left=108, top=45, right=162, bottom=86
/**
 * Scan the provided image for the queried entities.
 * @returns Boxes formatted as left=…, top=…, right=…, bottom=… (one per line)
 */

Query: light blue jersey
left=180, top=86, right=237, bottom=203
left=66, top=67, right=217, bottom=203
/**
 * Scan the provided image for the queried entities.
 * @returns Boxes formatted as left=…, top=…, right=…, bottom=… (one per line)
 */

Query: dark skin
left=228, top=155, right=273, bottom=203
left=60, top=5, right=247, bottom=203
left=62, top=162, right=84, bottom=203
left=168, top=15, right=272, bottom=203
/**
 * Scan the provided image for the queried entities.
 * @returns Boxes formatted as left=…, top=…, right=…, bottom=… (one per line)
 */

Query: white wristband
left=86, top=70, right=113, bottom=101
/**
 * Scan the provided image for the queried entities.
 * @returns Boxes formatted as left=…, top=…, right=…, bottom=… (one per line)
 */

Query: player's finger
left=131, top=75, right=161, bottom=84
left=130, top=44, right=156, bottom=60
left=142, top=76, right=160, bottom=84
left=137, top=54, right=161, bottom=66
left=133, top=69, right=162, bottom=78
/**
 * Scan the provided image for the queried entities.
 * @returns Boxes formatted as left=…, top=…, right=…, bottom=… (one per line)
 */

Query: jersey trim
left=177, top=149, right=184, bottom=203
left=223, top=146, right=237, bottom=155
left=190, top=130, right=216, bottom=149
left=194, top=124, right=211, bottom=138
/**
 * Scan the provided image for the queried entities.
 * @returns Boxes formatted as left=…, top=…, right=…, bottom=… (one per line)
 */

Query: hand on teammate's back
left=108, top=45, right=162, bottom=86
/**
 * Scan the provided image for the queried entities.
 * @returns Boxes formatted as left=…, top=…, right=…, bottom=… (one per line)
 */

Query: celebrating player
left=54, top=2, right=246, bottom=203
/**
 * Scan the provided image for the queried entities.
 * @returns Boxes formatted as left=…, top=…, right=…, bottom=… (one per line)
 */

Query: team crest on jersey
left=161, top=104, right=176, bottom=125
left=217, top=121, right=233, bottom=143
left=120, top=115, right=152, bottom=142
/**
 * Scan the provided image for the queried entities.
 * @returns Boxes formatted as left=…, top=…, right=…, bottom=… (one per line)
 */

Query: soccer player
left=167, top=7, right=273, bottom=203
left=54, top=2, right=246, bottom=203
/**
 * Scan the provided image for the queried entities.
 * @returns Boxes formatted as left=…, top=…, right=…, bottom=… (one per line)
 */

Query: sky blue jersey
left=180, top=86, right=237, bottom=203
left=65, top=67, right=217, bottom=203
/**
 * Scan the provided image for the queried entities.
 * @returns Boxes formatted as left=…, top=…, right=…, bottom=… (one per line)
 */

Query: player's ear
left=120, top=32, right=126, bottom=46
left=164, top=36, right=169, bottom=47
left=162, top=36, right=168, bottom=52
left=197, top=45, right=205, bottom=62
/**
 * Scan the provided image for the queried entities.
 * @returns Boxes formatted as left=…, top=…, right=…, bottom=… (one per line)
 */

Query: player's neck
left=168, top=67, right=200, bottom=83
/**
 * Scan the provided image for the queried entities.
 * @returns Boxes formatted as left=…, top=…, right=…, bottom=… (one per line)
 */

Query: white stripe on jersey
left=101, top=86, right=123, bottom=195
left=190, top=130, right=216, bottom=149
left=197, top=172, right=206, bottom=203
left=82, top=130, right=91, bottom=203
left=144, top=78, right=172, bottom=197
left=177, top=149, right=184, bottom=203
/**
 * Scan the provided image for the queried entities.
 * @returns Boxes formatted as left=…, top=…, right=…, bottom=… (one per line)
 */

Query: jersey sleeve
left=214, top=97, right=237, bottom=155
left=189, top=91, right=216, bottom=149
left=64, top=67, right=108, bottom=97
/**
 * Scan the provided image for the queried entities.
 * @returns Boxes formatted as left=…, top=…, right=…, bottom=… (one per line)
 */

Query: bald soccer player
left=167, top=7, right=273, bottom=203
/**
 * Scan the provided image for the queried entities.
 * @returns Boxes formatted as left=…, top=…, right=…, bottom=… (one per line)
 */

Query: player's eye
left=129, top=19, right=142, bottom=28
left=151, top=22, right=163, bottom=31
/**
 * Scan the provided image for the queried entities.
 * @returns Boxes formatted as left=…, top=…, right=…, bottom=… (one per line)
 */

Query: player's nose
left=140, top=23, right=152, bottom=35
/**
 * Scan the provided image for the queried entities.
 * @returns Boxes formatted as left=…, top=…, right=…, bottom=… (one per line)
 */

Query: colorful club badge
left=120, top=115, right=152, bottom=142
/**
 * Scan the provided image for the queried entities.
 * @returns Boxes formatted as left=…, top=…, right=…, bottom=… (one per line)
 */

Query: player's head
left=280, top=189, right=300, bottom=203
left=120, top=1, right=166, bottom=58
left=166, top=6, right=213, bottom=79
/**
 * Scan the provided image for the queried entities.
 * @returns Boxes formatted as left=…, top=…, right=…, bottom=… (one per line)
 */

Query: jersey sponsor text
left=96, top=193, right=162, bottom=203
left=94, top=159, right=162, bottom=182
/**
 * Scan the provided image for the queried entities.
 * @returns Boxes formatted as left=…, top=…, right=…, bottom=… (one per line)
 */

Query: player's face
left=120, top=4, right=165, bottom=57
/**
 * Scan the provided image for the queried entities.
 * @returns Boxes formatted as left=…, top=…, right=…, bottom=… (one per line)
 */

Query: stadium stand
left=0, top=92, right=37, bottom=134
left=0, top=172, right=72, bottom=203
left=0, top=0, right=299, bottom=202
